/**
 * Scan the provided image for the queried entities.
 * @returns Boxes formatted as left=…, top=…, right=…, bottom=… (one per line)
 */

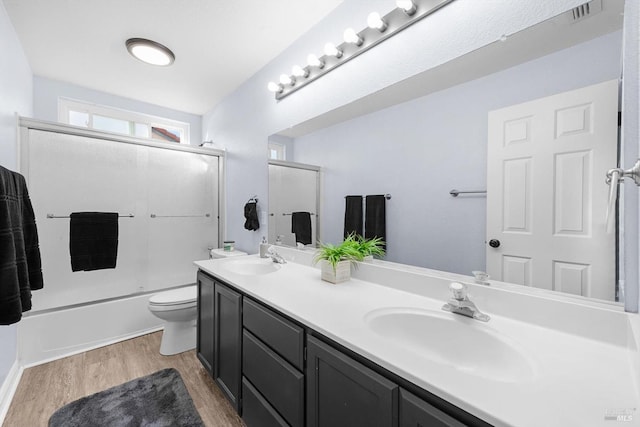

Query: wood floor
left=3, top=332, right=244, bottom=427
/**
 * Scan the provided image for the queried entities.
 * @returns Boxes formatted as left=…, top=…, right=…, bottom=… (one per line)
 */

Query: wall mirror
left=268, top=0, right=629, bottom=305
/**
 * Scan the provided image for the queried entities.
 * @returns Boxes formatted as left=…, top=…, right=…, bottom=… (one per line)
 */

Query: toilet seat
left=148, top=300, right=196, bottom=312
left=149, top=286, right=197, bottom=306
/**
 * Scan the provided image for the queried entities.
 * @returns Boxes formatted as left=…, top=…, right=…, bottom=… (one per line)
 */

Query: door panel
left=487, top=80, right=618, bottom=300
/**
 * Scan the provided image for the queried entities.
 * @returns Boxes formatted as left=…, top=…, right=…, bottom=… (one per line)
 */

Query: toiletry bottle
left=260, top=236, right=269, bottom=258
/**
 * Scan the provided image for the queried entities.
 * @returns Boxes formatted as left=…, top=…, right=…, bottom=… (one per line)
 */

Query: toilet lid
left=149, top=286, right=197, bottom=305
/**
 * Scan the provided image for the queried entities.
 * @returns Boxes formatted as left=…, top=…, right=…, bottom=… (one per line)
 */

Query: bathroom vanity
left=195, top=248, right=640, bottom=427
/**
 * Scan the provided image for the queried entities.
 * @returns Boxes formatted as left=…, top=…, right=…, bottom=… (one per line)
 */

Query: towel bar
left=344, top=194, right=392, bottom=200
left=282, top=213, right=316, bottom=216
left=150, top=214, right=211, bottom=218
left=449, top=190, right=487, bottom=197
left=47, top=213, right=135, bottom=218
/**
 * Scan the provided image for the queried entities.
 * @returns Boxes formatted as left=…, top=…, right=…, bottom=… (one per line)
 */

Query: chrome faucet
left=442, top=282, right=490, bottom=322
left=267, top=246, right=287, bottom=264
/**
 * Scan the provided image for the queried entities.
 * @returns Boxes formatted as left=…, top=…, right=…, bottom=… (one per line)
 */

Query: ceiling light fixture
left=396, top=0, right=418, bottom=16
left=367, top=12, right=388, bottom=32
left=268, top=0, right=454, bottom=100
left=125, top=38, right=175, bottom=66
left=343, top=28, right=364, bottom=46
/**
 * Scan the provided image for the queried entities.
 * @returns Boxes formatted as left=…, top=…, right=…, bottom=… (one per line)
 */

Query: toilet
left=147, top=248, right=247, bottom=355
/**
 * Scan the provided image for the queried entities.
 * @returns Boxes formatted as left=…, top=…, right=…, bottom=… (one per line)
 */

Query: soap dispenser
left=260, top=236, right=269, bottom=258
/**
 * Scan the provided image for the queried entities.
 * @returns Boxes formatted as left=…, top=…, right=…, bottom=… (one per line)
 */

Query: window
left=58, top=98, right=190, bottom=144
left=268, top=142, right=286, bottom=160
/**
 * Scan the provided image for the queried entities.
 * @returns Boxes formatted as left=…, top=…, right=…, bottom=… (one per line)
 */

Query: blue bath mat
left=48, top=368, right=204, bottom=427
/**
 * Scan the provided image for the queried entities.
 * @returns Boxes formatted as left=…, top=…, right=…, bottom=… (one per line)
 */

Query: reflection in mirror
left=268, top=160, right=320, bottom=248
left=269, top=0, right=626, bottom=303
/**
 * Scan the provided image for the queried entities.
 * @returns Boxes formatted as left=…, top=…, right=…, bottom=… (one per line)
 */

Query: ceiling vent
left=568, top=0, right=603, bottom=23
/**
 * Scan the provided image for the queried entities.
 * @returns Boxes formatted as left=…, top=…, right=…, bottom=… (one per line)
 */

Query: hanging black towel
left=291, top=212, right=312, bottom=245
left=244, top=202, right=260, bottom=231
left=344, top=195, right=363, bottom=239
left=0, top=166, right=44, bottom=325
left=365, top=195, right=386, bottom=246
left=69, top=212, right=119, bottom=272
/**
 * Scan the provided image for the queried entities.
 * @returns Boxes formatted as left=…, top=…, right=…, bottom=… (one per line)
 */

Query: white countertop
left=195, top=253, right=640, bottom=427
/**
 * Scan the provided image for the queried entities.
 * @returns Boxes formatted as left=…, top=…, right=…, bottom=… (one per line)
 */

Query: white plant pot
left=363, top=255, right=374, bottom=262
left=320, top=260, right=351, bottom=284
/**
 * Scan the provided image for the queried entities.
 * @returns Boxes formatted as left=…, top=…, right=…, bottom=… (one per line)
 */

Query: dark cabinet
left=213, top=281, right=242, bottom=412
left=242, top=299, right=305, bottom=427
left=197, top=269, right=489, bottom=427
left=400, top=389, right=466, bottom=427
left=306, top=335, right=398, bottom=427
left=196, top=271, right=215, bottom=375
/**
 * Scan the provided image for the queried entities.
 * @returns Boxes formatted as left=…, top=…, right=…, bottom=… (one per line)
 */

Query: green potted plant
left=313, top=237, right=363, bottom=284
left=353, top=235, right=385, bottom=261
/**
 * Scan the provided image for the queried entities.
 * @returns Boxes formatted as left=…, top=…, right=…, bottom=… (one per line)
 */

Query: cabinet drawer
left=242, top=377, right=289, bottom=427
left=400, top=389, right=465, bottom=427
left=243, top=298, right=304, bottom=370
left=243, top=330, right=304, bottom=427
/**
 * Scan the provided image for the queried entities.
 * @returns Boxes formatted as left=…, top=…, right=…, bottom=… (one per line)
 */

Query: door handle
left=488, top=239, right=500, bottom=248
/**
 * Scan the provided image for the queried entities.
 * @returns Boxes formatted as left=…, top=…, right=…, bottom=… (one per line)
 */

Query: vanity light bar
left=268, top=0, right=454, bottom=101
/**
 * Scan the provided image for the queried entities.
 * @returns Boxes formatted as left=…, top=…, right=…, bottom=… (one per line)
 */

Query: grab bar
left=449, top=189, right=487, bottom=197
left=47, top=213, right=134, bottom=218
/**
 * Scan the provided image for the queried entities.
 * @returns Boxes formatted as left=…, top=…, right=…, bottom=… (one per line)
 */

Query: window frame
left=58, top=97, right=190, bottom=144
left=268, top=142, right=286, bottom=160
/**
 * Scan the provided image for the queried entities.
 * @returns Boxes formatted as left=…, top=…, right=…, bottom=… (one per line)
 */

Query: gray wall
left=292, top=31, right=622, bottom=275
left=33, top=76, right=202, bottom=145
left=0, top=0, right=33, bottom=391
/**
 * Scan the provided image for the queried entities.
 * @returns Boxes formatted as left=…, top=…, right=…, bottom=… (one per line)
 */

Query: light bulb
left=343, top=28, right=363, bottom=46
left=267, top=81, right=283, bottom=93
left=324, top=42, right=343, bottom=58
left=396, top=0, right=417, bottom=15
left=367, top=12, right=387, bottom=32
left=292, top=65, right=309, bottom=78
left=307, top=53, right=324, bottom=69
left=279, top=74, right=294, bottom=86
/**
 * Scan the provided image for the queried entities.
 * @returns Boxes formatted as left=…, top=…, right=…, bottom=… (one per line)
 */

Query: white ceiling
left=3, top=0, right=343, bottom=115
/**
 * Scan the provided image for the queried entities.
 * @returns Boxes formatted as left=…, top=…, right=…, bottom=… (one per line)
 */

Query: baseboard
left=0, top=361, right=23, bottom=425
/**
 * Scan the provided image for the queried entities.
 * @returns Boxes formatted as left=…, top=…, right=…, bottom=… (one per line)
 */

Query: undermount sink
left=364, top=307, right=536, bottom=383
left=222, top=258, right=282, bottom=276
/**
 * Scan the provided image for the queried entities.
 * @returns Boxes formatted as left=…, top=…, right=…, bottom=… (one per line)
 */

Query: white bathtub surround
left=195, top=248, right=640, bottom=427
left=17, top=293, right=163, bottom=367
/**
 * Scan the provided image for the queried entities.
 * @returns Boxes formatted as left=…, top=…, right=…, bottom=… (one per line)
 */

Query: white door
left=486, top=79, right=618, bottom=300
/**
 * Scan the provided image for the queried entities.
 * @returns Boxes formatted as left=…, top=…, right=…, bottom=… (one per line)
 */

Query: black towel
left=344, top=195, right=363, bottom=239
left=0, top=166, right=43, bottom=325
left=365, top=195, right=386, bottom=246
left=70, top=212, right=119, bottom=272
left=244, top=202, right=260, bottom=231
left=291, top=212, right=312, bottom=245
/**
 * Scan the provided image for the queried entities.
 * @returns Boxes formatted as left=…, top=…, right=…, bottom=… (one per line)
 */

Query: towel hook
left=247, top=195, right=258, bottom=203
